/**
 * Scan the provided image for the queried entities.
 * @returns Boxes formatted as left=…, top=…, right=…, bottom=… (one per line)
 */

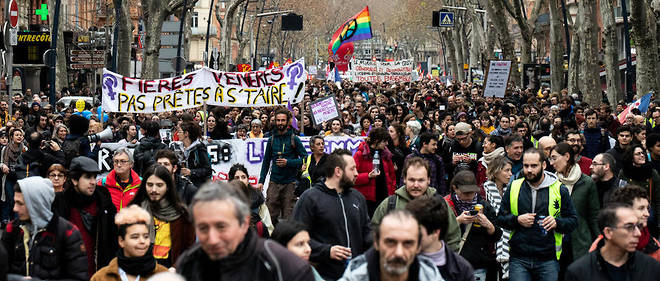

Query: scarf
left=198, top=230, right=259, bottom=280
left=116, top=246, right=157, bottom=277
left=638, top=226, right=651, bottom=251
left=483, top=147, right=506, bottom=167
left=451, top=192, right=478, bottom=214
left=557, top=165, right=581, bottom=194
left=140, top=199, right=181, bottom=241
left=3, top=141, right=23, bottom=165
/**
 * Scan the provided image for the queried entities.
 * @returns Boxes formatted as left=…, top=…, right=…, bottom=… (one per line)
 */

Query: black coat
left=1, top=214, right=87, bottom=281
left=292, top=180, right=372, bottom=279
left=176, top=230, right=314, bottom=281
left=13, top=147, right=65, bottom=179
left=174, top=175, right=198, bottom=205
left=437, top=243, right=474, bottom=281
left=565, top=249, right=660, bottom=281
left=51, top=187, right=119, bottom=271
left=133, top=136, right=168, bottom=174
left=184, top=141, right=212, bottom=188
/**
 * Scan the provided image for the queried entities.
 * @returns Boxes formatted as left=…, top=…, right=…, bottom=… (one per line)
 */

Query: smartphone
left=469, top=210, right=479, bottom=216
left=438, top=105, right=446, bottom=111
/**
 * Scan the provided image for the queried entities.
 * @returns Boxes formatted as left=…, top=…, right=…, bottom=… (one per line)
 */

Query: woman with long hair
left=131, top=164, right=195, bottom=267
left=325, top=119, right=347, bottom=137
left=483, top=157, right=513, bottom=279
left=228, top=163, right=273, bottom=236
left=550, top=142, right=600, bottom=262
left=271, top=220, right=324, bottom=281
left=91, top=205, right=168, bottom=281
left=0, top=128, right=24, bottom=225
left=619, top=143, right=660, bottom=236
left=388, top=122, right=411, bottom=187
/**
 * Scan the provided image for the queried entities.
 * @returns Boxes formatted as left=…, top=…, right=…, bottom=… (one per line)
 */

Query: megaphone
left=88, top=126, right=114, bottom=143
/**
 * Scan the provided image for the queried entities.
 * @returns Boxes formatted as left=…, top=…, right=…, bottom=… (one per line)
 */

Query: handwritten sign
left=351, top=59, right=413, bottom=83
left=483, top=61, right=511, bottom=98
left=102, top=59, right=307, bottom=113
left=309, top=95, right=340, bottom=126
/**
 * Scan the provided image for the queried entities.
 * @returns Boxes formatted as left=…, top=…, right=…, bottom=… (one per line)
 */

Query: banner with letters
left=351, top=59, right=413, bottom=83
left=96, top=136, right=364, bottom=189
left=101, top=59, right=307, bottom=113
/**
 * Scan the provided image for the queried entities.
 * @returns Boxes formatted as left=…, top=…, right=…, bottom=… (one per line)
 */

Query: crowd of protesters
left=0, top=77, right=660, bottom=281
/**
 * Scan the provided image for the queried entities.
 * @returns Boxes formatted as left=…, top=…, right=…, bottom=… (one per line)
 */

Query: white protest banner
left=351, top=59, right=413, bottom=83
left=309, top=95, right=340, bottom=126
left=101, top=59, right=307, bottom=113
left=483, top=61, right=511, bottom=98
left=96, top=136, right=364, bottom=187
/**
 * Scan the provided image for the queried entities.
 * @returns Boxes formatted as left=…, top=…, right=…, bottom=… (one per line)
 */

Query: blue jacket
left=259, top=128, right=307, bottom=184
left=496, top=171, right=579, bottom=261
left=582, top=127, right=610, bottom=159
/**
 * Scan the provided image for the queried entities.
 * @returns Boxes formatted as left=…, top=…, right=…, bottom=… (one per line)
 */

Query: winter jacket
left=339, top=248, right=444, bottom=281
left=183, top=140, right=212, bottom=188
left=174, top=175, right=198, bottom=205
left=133, top=136, right=167, bottom=174
left=292, top=180, right=372, bottom=280
left=424, top=242, right=474, bottom=281
left=51, top=187, right=119, bottom=273
left=62, top=134, right=99, bottom=167
left=177, top=230, right=314, bottom=281
left=582, top=127, right=610, bottom=159
left=445, top=193, right=502, bottom=269
left=371, top=186, right=462, bottom=252
left=404, top=149, right=446, bottom=195
left=566, top=174, right=600, bottom=260
left=606, top=145, right=626, bottom=175
left=353, top=142, right=396, bottom=202
left=619, top=167, right=660, bottom=232
left=258, top=128, right=307, bottom=185
left=590, top=233, right=660, bottom=262
left=90, top=257, right=168, bottom=281
left=97, top=169, right=142, bottom=212
left=13, top=147, right=65, bottom=179
left=490, top=126, right=511, bottom=137
left=495, top=171, right=579, bottom=261
left=444, top=139, right=482, bottom=182
left=2, top=214, right=87, bottom=281
left=565, top=246, right=660, bottom=281
left=388, top=143, right=411, bottom=188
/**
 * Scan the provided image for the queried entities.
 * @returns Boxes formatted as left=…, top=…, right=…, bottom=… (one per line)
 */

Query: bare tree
left=548, top=0, right=565, bottom=93
left=498, top=0, right=545, bottom=66
left=485, top=0, right=519, bottom=84
left=113, top=0, right=133, bottom=76
left=49, top=0, right=67, bottom=92
left=141, top=0, right=198, bottom=79
left=214, top=0, right=247, bottom=70
left=566, top=6, right=581, bottom=95
left=600, top=0, right=623, bottom=103
left=631, top=0, right=660, bottom=96
left=578, top=0, right=601, bottom=106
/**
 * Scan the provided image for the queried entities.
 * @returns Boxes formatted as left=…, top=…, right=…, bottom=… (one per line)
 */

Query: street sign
left=9, top=0, right=18, bottom=28
left=70, top=63, right=104, bottom=69
left=9, top=28, right=17, bottom=46
left=70, top=50, right=104, bottom=56
left=439, top=11, right=454, bottom=27
left=70, top=56, right=104, bottom=62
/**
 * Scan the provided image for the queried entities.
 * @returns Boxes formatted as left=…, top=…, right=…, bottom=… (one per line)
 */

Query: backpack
left=62, top=137, right=83, bottom=168
left=386, top=194, right=397, bottom=213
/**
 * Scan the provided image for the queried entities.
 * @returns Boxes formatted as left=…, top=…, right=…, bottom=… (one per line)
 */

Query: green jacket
left=567, top=174, right=600, bottom=260
left=371, top=186, right=461, bottom=252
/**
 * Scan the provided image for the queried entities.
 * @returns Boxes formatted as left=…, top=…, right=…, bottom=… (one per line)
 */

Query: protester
left=2, top=177, right=87, bottom=281
left=177, top=121, right=211, bottom=188
left=98, top=147, right=142, bottom=211
left=405, top=132, right=446, bottom=194
left=52, top=156, right=118, bottom=277
left=258, top=109, right=308, bottom=223
left=618, top=143, right=660, bottom=236
left=131, top=164, right=195, bottom=267
left=0, top=128, right=25, bottom=226
left=90, top=205, right=168, bottom=281
left=133, top=120, right=167, bottom=175
left=565, top=203, right=660, bottom=281
left=353, top=127, right=396, bottom=215
left=606, top=125, right=633, bottom=174
left=483, top=157, right=513, bottom=279
left=14, top=130, right=65, bottom=179
left=298, top=135, right=328, bottom=195
left=153, top=149, right=198, bottom=205
left=228, top=164, right=273, bottom=236
left=46, top=164, right=67, bottom=192
left=177, top=182, right=314, bottom=280
left=476, top=135, right=505, bottom=192
left=292, top=149, right=371, bottom=280
left=388, top=122, right=411, bottom=187
left=271, top=220, right=324, bottom=280
left=339, top=209, right=444, bottom=281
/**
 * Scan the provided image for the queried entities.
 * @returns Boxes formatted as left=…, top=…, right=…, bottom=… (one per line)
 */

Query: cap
left=69, top=156, right=100, bottom=173
left=452, top=170, right=480, bottom=193
left=455, top=122, right=472, bottom=136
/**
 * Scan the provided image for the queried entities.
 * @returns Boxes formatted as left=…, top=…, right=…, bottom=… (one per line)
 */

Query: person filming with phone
left=13, top=131, right=65, bottom=180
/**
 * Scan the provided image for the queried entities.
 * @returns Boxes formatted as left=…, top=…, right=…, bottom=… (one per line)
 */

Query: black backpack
left=62, top=137, right=83, bottom=168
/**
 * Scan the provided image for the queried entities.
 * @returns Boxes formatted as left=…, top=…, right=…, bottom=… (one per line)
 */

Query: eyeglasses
left=611, top=223, right=644, bottom=233
left=591, top=162, right=606, bottom=166
left=113, top=159, right=131, bottom=165
left=48, top=173, right=65, bottom=179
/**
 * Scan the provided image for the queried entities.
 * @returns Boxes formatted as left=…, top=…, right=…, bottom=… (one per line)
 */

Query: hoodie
left=496, top=171, right=579, bottom=260
left=17, top=177, right=54, bottom=236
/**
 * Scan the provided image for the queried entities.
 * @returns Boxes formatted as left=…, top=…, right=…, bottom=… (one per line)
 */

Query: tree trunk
left=50, top=0, right=67, bottom=93
left=631, top=0, right=659, bottom=97
left=444, top=30, right=459, bottom=81
left=219, top=0, right=247, bottom=71
left=548, top=0, right=565, bottom=93
left=578, top=0, right=601, bottom=106
left=567, top=17, right=581, bottom=95
left=452, top=24, right=466, bottom=81
left=487, top=0, right=519, bottom=84
left=113, top=0, right=133, bottom=77
left=600, top=0, right=624, bottom=103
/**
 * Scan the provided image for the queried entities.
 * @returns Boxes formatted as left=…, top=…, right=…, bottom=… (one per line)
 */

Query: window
left=192, top=12, right=199, bottom=28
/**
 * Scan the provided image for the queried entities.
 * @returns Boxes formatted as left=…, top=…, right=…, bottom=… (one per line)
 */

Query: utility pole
left=175, top=0, right=189, bottom=76
left=621, top=0, right=634, bottom=102
left=204, top=0, right=215, bottom=67
left=6, top=0, right=13, bottom=116
left=253, top=0, right=266, bottom=67
left=49, top=0, right=62, bottom=108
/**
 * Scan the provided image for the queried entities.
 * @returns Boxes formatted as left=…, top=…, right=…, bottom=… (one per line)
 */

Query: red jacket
left=97, top=169, right=142, bottom=212
left=353, top=142, right=396, bottom=202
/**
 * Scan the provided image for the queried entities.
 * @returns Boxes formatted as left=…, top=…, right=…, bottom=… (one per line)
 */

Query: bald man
left=537, top=136, right=557, bottom=173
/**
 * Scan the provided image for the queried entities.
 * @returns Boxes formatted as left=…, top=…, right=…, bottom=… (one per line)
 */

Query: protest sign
left=96, top=136, right=364, bottom=189
left=309, top=95, right=340, bottom=126
left=483, top=61, right=511, bottom=98
left=102, top=59, right=307, bottom=113
left=351, top=59, right=413, bottom=83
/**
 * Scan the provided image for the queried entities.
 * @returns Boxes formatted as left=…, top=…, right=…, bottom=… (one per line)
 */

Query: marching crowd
left=0, top=77, right=660, bottom=281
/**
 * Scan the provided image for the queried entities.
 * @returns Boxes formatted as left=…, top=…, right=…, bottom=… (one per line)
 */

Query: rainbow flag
left=329, top=6, right=373, bottom=55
